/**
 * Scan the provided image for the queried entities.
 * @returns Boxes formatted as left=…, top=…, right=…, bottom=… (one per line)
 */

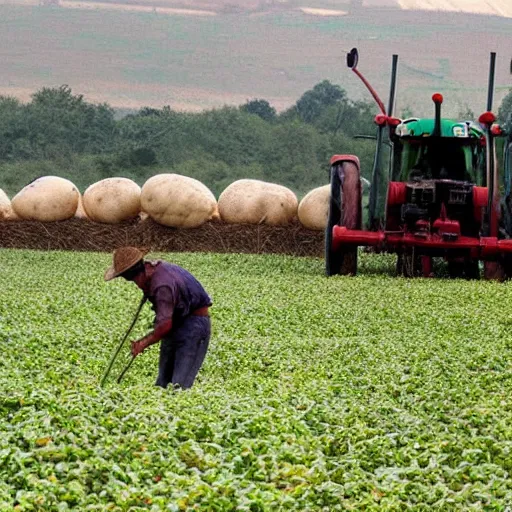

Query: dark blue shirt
left=145, top=260, right=212, bottom=326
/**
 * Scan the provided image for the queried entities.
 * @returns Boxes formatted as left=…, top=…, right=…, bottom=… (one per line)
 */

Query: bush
left=0, top=83, right=378, bottom=198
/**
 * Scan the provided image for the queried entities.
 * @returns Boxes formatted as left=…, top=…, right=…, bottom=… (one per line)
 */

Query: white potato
left=298, top=185, right=330, bottom=230
left=141, top=174, right=217, bottom=228
left=11, top=176, right=79, bottom=221
left=83, top=177, right=141, bottom=223
left=218, top=179, right=298, bottom=226
left=0, top=189, right=17, bottom=221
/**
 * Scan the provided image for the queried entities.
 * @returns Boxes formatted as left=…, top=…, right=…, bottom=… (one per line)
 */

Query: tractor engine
left=386, top=179, right=486, bottom=239
left=402, top=180, right=477, bottom=237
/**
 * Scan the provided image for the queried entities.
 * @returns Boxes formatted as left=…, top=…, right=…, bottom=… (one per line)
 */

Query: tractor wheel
left=325, top=165, right=342, bottom=276
left=501, top=254, right=512, bottom=281
left=325, top=161, right=362, bottom=276
left=483, top=261, right=506, bottom=280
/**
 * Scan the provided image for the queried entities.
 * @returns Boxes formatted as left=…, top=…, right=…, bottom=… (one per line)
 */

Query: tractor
left=325, top=48, right=512, bottom=279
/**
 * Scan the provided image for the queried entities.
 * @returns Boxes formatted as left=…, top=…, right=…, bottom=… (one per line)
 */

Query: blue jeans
left=156, top=316, right=211, bottom=389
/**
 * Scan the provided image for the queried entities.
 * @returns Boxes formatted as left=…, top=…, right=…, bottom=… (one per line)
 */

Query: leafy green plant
left=1, top=249, right=512, bottom=510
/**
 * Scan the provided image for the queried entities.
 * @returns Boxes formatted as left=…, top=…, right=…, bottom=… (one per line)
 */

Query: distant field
left=398, top=0, right=512, bottom=18
left=0, top=4, right=510, bottom=115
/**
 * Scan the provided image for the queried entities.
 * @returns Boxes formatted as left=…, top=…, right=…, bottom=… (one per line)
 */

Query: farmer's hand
left=130, top=323, right=170, bottom=357
left=131, top=339, right=148, bottom=357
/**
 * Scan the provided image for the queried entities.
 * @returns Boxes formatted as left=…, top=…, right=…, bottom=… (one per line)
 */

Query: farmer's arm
left=131, top=286, right=175, bottom=356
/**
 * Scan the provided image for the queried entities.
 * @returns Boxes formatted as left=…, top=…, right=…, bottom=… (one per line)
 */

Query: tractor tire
left=325, top=165, right=342, bottom=276
left=325, top=161, right=362, bottom=276
left=501, top=254, right=512, bottom=281
left=483, top=261, right=506, bottom=281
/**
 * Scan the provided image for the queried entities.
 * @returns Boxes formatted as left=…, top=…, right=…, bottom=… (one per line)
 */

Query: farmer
left=104, top=247, right=212, bottom=389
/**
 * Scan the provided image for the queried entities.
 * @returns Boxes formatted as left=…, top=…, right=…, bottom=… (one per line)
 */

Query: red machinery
left=326, top=48, right=512, bottom=279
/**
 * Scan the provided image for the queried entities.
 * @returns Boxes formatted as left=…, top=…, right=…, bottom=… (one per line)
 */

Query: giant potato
left=83, top=177, right=141, bottom=223
left=141, top=174, right=217, bottom=228
left=218, top=179, right=298, bottom=226
left=0, top=189, right=17, bottom=221
left=297, top=185, right=330, bottom=230
left=11, top=176, right=79, bottom=221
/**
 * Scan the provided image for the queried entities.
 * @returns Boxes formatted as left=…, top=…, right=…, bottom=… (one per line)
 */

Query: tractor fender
left=330, top=154, right=360, bottom=169
left=473, top=186, right=488, bottom=224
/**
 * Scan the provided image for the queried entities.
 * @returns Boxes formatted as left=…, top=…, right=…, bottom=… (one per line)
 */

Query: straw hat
left=104, top=246, right=149, bottom=281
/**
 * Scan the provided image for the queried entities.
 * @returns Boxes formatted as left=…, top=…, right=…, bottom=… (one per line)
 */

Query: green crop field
left=2, top=248, right=512, bottom=509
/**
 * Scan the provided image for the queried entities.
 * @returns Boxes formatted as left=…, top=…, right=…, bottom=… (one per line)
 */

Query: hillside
left=0, top=0, right=510, bottom=116
left=397, top=0, right=512, bottom=18
left=7, top=0, right=511, bottom=17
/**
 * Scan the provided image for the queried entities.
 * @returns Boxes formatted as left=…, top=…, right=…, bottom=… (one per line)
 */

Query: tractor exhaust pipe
left=387, top=54, right=399, bottom=118
left=346, top=48, right=397, bottom=230
left=432, top=93, right=443, bottom=137
left=481, top=52, right=498, bottom=238
left=486, top=52, right=496, bottom=113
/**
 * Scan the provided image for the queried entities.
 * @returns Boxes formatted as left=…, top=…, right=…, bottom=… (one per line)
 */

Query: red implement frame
left=332, top=227, right=512, bottom=259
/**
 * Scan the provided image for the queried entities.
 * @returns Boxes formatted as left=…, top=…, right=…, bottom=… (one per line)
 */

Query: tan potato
left=211, top=203, right=221, bottom=221
left=0, top=188, right=18, bottom=221
left=218, top=179, right=298, bottom=226
left=11, top=176, right=79, bottom=221
left=83, top=177, right=141, bottom=223
left=298, top=185, right=330, bottom=230
left=141, top=174, right=217, bottom=228
left=74, top=194, right=89, bottom=219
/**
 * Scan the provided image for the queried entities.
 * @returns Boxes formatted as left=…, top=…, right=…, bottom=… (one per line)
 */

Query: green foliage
left=0, top=83, right=378, bottom=198
left=115, top=106, right=182, bottom=165
left=240, top=99, right=277, bottom=123
left=281, top=81, right=376, bottom=141
left=0, top=96, right=24, bottom=161
left=282, top=80, right=347, bottom=124
left=183, top=107, right=272, bottom=168
left=0, top=86, right=117, bottom=162
left=498, top=88, right=512, bottom=127
left=2, top=249, right=512, bottom=509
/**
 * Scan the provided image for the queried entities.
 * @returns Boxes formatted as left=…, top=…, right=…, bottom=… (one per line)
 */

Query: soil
left=0, top=217, right=324, bottom=257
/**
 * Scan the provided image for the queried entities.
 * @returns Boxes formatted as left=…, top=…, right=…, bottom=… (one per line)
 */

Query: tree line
left=0, top=82, right=511, bottom=199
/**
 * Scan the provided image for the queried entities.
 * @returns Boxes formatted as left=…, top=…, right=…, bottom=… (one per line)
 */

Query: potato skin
left=141, top=174, right=218, bottom=228
left=11, top=176, right=79, bottom=222
left=74, top=194, right=88, bottom=219
left=83, top=178, right=141, bottom=223
left=0, top=189, right=17, bottom=221
left=298, top=185, right=330, bottom=231
left=218, top=179, right=298, bottom=226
